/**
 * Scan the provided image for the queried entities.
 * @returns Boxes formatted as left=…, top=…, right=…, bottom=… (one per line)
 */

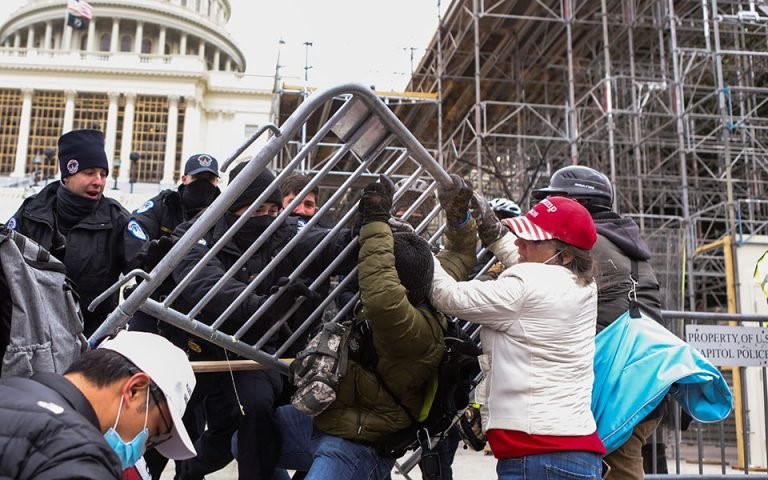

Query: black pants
left=175, top=368, right=284, bottom=480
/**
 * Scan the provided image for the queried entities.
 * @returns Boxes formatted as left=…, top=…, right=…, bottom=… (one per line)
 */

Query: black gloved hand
left=143, top=236, right=174, bottom=271
left=470, top=192, right=508, bottom=247
left=270, top=277, right=323, bottom=310
left=439, top=174, right=473, bottom=226
left=360, top=175, right=396, bottom=225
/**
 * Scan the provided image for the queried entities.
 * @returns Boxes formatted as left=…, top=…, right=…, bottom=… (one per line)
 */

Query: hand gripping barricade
left=87, top=83, right=483, bottom=472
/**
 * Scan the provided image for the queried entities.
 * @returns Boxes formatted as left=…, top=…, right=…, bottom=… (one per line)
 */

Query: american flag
left=67, top=0, right=93, bottom=20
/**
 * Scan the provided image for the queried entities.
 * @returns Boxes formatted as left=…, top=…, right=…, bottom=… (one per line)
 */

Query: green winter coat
left=314, top=219, right=477, bottom=442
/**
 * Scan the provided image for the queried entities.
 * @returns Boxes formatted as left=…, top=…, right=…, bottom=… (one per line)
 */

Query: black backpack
left=372, top=319, right=482, bottom=459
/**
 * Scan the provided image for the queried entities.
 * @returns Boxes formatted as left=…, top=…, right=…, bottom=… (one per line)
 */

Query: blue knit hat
left=58, top=129, right=109, bottom=178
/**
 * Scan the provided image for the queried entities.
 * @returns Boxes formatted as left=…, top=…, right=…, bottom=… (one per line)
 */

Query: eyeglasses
left=146, top=384, right=173, bottom=450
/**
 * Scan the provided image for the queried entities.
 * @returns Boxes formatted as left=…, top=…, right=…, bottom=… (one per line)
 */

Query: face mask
left=103, top=386, right=150, bottom=469
left=226, top=213, right=276, bottom=251
left=180, top=180, right=219, bottom=218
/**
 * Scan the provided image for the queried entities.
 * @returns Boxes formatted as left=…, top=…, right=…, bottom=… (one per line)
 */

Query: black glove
left=143, top=236, right=174, bottom=271
left=470, top=192, right=508, bottom=247
left=270, top=277, right=323, bottom=310
left=439, top=174, right=473, bottom=226
left=360, top=175, right=396, bottom=225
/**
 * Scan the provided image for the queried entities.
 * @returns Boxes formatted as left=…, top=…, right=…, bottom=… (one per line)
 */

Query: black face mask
left=225, top=213, right=275, bottom=251
left=180, top=180, right=219, bottom=219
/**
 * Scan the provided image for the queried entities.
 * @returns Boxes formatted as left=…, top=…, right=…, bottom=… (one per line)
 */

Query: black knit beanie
left=58, top=129, right=109, bottom=178
left=228, top=161, right=282, bottom=213
left=393, top=232, right=435, bottom=305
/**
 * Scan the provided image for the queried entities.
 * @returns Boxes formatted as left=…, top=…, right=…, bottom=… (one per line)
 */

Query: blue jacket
left=592, top=310, right=733, bottom=453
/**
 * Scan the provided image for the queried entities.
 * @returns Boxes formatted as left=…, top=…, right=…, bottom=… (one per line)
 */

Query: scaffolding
left=389, top=0, right=768, bottom=315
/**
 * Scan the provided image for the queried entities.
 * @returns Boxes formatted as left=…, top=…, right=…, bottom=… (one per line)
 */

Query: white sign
left=686, top=324, right=768, bottom=367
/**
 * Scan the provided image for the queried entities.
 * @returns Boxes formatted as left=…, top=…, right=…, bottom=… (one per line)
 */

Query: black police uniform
left=8, top=182, right=138, bottom=336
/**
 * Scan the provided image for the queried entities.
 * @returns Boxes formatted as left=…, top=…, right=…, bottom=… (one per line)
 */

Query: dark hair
left=281, top=174, right=319, bottom=199
left=551, top=239, right=595, bottom=286
left=65, top=349, right=164, bottom=406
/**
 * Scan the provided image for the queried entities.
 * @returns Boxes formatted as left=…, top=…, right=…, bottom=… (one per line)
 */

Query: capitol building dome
left=0, top=0, right=272, bottom=187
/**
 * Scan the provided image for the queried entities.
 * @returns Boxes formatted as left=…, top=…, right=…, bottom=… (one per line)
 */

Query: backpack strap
left=628, top=259, right=641, bottom=318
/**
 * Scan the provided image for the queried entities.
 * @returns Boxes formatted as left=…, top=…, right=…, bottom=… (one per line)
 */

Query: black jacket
left=9, top=182, right=138, bottom=336
left=0, top=372, right=122, bottom=479
left=171, top=216, right=357, bottom=357
left=592, top=212, right=663, bottom=331
left=129, top=186, right=220, bottom=245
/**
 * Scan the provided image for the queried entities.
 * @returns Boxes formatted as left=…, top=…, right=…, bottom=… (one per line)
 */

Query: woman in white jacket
left=430, top=195, right=605, bottom=480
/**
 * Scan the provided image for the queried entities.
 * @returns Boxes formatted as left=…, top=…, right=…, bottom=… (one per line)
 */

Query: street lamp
left=112, top=158, right=121, bottom=190
left=32, top=155, right=42, bottom=186
left=43, top=148, right=55, bottom=183
left=129, top=152, right=139, bottom=193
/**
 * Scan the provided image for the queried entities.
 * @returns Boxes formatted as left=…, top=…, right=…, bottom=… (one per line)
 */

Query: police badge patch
left=66, top=159, right=79, bottom=175
left=127, top=220, right=148, bottom=241
left=197, top=154, right=213, bottom=167
left=136, top=200, right=154, bottom=214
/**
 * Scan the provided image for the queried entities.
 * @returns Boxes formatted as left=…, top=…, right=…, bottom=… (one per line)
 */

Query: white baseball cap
left=99, top=331, right=197, bottom=460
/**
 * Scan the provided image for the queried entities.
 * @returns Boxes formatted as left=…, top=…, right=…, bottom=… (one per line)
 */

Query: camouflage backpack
left=289, top=320, right=353, bottom=416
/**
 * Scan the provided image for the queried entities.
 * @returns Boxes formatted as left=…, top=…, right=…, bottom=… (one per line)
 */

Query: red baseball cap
left=502, top=196, right=597, bottom=250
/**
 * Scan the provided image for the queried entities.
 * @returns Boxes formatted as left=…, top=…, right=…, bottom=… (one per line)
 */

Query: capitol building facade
left=0, top=0, right=274, bottom=187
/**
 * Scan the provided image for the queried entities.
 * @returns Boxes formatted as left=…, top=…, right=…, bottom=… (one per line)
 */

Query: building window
left=141, top=38, right=152, bottom=54
left=0, top=89, right=22, bottom=175
left=132, top=95, right=169, bottom=183
left=74, top=93, right=109, bottom=131
left=120, top=34, right=132, bottom=52
left=28, top=91, right=66, bottom=179
left=100, top=33, right=110, bottom=52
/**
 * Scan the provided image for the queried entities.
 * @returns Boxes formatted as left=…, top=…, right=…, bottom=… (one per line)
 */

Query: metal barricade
left=88, top=82, right=453, bottom=375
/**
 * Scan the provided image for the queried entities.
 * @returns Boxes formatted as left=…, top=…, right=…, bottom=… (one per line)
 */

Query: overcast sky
left=0, top=0, right=445, bottom=91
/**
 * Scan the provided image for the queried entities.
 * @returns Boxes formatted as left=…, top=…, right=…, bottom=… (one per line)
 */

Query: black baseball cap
left=184, top=154, right=219, bottom=177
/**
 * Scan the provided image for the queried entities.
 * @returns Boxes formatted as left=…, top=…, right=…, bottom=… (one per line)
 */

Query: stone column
left=43, top=22, right=52, bottom=50
left=161, top=95, right=179, bottom=185
left=110, top=19, right=120, bottom=53
left=62, top=90, right=76, bottom=134
left=13, top=33, right=21, bottom=48
left=212, top=49, right=220, bottom=71
left=119, top=93, right=136, bottom=183
left=180, top=33, right=187, bottom=55
left=181, top=96, right=200, bottom=163
left=105, top=92, right=120, bottom=170
left=225, top=58, right=231, bottom=72
left=11, top=89, right=34, bottom=178
left=86, top=19, right=96, bottom=51
left=26, top=27, right=35, bottom=49
left=158, top=27, right=166, bottom=55
left=134, top=21, right=144, bottom=53
left=62, top=23, right=73, bottom=51
left=198, top=41, right=205, bottom=60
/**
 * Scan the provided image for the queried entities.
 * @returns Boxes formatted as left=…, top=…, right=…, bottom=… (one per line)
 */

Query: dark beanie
left=228, top=161, right=282, bottom=213
left=393, top=232, right=435, bottom=305
left=58, top=129, right=109, bottom=178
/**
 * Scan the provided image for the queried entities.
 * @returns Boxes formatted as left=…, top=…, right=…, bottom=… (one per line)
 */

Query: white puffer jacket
left=429, top=234, right=598, bottom=436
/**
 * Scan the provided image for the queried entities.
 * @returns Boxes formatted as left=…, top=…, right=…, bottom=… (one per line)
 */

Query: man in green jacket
left=292, top=175, right=476, bottom=480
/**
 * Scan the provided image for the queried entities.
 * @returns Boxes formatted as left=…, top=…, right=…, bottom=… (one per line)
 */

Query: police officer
left=125, top=153, right=220, bottom=479
left=127, top=153, right=220, bottom=251
left=8, top=129, right=141, bottom=336
left=170, top=161, right=357, bottom=480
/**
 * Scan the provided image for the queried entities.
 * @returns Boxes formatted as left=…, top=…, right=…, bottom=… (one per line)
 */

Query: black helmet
left=532, top=165, right=613, bottom=213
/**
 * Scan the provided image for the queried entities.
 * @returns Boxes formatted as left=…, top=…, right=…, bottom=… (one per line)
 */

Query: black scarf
left=225, top=212, right=276, bottom=252
left=180, top=180, right=220, bottom=220
left=56, top=183, right=99, bottom=235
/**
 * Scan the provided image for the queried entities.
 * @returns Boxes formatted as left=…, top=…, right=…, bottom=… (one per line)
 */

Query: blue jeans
left=496, top=451, right=602, bottom=480
left=305, top=429, right=395, bottom=480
